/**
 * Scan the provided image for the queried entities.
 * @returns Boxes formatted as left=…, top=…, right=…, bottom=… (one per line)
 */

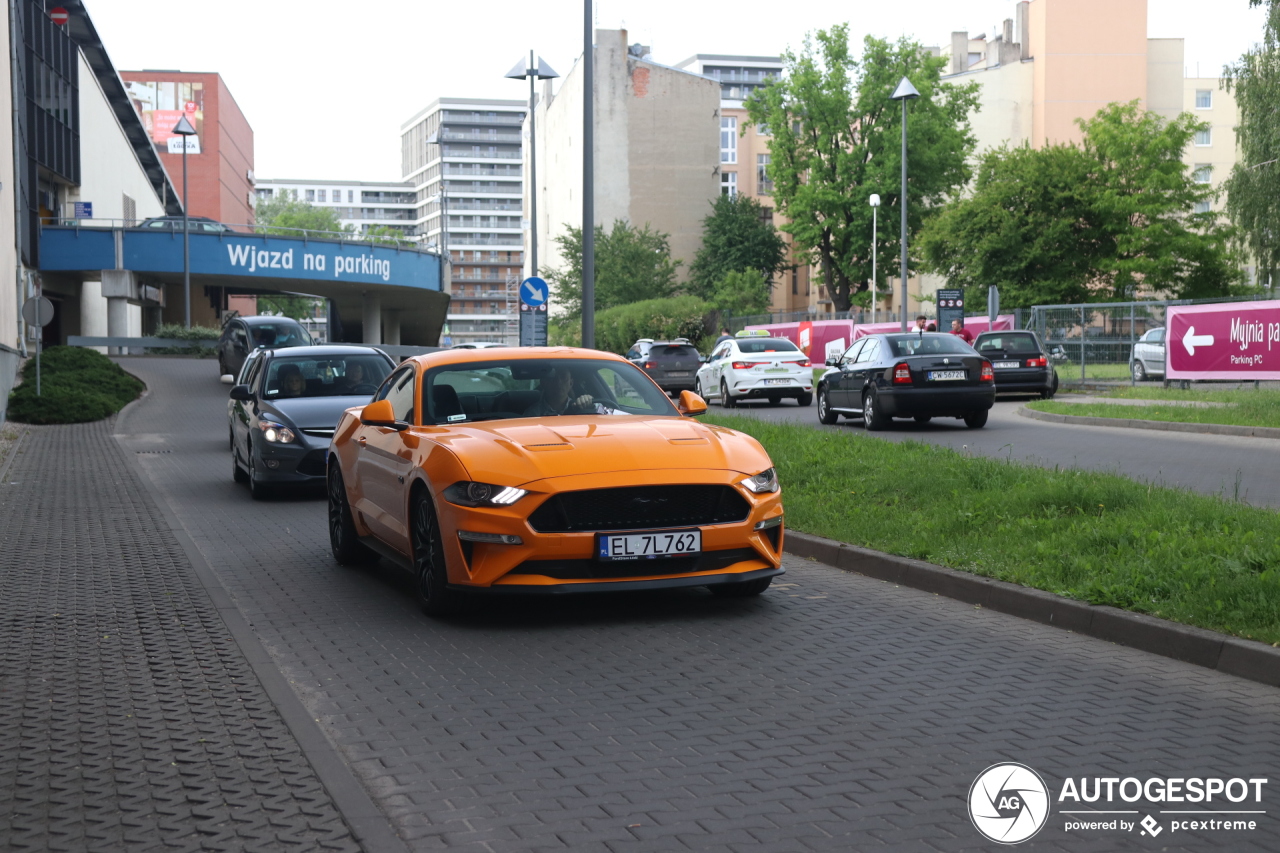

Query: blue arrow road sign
left=520, top=276, right=549, bottom=307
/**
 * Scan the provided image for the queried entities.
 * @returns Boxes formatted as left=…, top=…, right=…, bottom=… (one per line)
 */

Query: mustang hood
left=422, top=415, right=772, bottom=486
left=261, top=395, right=372, bottom=430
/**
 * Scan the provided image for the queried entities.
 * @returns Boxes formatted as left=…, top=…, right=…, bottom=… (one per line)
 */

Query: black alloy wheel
left=411, top=491, right=458, bottom=617
left=720, top=379, right=736, bottom=408
left=964, top=409, right=989, bottom=429
left=709, top=577, right=773, bottom=597
left=863, top=391, right=890, bottom=431
left=328, top=464, right=377, bottom=566
left=1042, top=371, right=1059, bottom=399
left=817, top=387, right=838, bottom=424
left=1131, top=360, right=1147, bottom=382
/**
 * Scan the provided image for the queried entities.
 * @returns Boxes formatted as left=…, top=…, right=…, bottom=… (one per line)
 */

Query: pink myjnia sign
left=1166, top=300, right=1280, bottom=380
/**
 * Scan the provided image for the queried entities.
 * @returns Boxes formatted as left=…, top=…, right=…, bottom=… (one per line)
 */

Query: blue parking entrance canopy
left=520, top=276, right=549, bottom=307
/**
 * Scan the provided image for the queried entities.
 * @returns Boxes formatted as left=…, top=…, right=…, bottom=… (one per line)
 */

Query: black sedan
left=973, top=330, right=1058, bottom=397
left=817, top=333, right=995, bottom=430
left=227, top=345, right=395, bottom=498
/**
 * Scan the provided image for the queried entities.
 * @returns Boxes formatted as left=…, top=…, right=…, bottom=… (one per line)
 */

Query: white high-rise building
left=253, top=179, right=416, bottom=236
left=401, top=98, right=526, bottom=345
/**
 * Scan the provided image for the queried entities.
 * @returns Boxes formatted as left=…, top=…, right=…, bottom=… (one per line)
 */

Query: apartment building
left=402, top=98, right=526, bottom=344
left=253, top=179, right=416, bottom=235
left=1183, top=79, right=1238, bottom=215
left=675, top=54, right=814, bottom=315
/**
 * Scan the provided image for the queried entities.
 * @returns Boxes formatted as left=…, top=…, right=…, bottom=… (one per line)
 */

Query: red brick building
left=120, top=71, right=255, bottom=225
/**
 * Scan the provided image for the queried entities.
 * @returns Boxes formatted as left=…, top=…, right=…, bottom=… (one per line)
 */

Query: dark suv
left=972, top=330, right=1058, bottom=397
left=629, top=339, right=702, bottom=393
left=218, top=316, right=313, bottom=378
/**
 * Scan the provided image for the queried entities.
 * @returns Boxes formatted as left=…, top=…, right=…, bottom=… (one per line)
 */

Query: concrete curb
left=782, top=529, right=1280, bottom=688
left=1019, top=404, right=1280, bottom=440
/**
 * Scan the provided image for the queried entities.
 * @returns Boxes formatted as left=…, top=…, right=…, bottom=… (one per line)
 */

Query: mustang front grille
left=527, top=485, right=751, bottom=533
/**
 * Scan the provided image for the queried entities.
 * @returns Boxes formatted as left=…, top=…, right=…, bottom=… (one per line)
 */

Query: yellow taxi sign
left=735, top=329, right=770, bottom=337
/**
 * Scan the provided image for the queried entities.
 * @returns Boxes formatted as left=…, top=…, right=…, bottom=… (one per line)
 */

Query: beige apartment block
left=533, top=30, right=720, bottom=289
left=1183, top=79, right=1239, bottom=214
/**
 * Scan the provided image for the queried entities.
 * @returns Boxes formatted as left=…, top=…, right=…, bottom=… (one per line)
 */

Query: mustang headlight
left=444, top=481, right=527, bottom=507
left=257, top=418, right=296, bottom=444
left=740, top=467, right=779, bottom=494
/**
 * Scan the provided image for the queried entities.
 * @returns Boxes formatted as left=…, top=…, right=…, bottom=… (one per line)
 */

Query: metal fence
left=1027, top=295, right=1274, bottom=385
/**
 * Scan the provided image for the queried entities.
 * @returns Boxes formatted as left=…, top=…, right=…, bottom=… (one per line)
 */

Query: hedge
left=7, top=346, right=144, bottom=424
left=551, top=296, right=712, bottom=354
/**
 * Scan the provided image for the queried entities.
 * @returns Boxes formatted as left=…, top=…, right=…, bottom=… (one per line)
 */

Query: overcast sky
left=84, top=0, right=1267, bottom=184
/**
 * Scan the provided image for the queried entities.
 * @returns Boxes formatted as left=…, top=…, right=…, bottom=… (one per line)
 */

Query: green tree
left=257, top=294, right=320, bottom=320
left=689, top=195, right=786, bottom=300
left=365, top=224, right=414, bottom=247
left=1224, top=1, right=1280, bottom=282
left=710, top=269, right=771, bottom=316
left=543, top=220, right=679, bottom=320
left=744, top=27, right=980, bottom=311
left=255, top=190, right=353, bottom=238
left=921, top=102, right=1242, bottom=306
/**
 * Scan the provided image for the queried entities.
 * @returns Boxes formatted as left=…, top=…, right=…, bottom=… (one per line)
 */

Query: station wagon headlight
left=257, top=418, right=296, bottom=443
left=740, top=467, right=779, bottom=494
left=444, top=481, right=528, bottom=507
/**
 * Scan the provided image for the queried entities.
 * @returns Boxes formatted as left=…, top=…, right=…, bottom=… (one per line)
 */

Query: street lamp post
left=889, top=77, right=919, bottom=332
left=869, top=193, right=880, bottom=325
left=506, top=52, right=559, bottom=281
left=582, top=0, right=595, bottom=348
left=172, top=113, right=198, bottom=328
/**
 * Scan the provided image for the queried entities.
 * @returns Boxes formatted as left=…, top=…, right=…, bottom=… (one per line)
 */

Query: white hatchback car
left=695, top=331, right=814, bottom=407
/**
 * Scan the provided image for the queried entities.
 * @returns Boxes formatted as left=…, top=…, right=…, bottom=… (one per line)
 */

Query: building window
left=348, top=190, right=354, bottom=202
left=1195, top=128, right=1212, bottom=146
left=1194, top=200, right=1212, bottom=214
left=721, top=117, right=738, bottom=164
left=1196, top=89, right=1212, bottom=109
left=721, top=171, right=737, bottom=197
left=756, top=123, right=769, bottom=136
left=1193, top=164, right=1212, bottom=184
left=791, top=267, right=798, bottom=295
left=306, top=189, right=315, bottom=202
left=318, top=189, right=327, bottom=202
left=757, top=154, right=772, bottom=195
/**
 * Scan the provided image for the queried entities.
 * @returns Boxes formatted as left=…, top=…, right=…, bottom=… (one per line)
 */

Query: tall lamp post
left=582, top=0, right=595, bottom=348
left=172, top=113, right=198, bottom=328
left=889, top=76, right=919, bottom=332
left=869, top=193, right=880, bottom=324
left=505, top=52, right=558, bottom=281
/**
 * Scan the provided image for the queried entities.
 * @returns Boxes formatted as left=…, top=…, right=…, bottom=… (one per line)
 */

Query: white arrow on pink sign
left=1165, top=300, right=1280, bottom=380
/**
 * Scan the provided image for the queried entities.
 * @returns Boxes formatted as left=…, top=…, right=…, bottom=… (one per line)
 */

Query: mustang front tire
left=411, top=491, right=459, bottom=617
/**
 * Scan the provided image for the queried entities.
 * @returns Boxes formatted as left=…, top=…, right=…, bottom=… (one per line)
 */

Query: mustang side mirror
left=676, top=390, right=708, bottom=417
left=360, top=398, right=410, bottom=431
left=229, top=384, right=253, bottom=401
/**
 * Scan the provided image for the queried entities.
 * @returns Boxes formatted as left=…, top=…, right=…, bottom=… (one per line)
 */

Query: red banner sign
left=1166, top=300, right=1280, bottom=380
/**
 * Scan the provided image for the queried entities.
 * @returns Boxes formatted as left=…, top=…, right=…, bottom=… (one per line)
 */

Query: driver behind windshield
left=524, top=366, right=617, bottom=416
left=276, top=363, right=306, bottom=398
left=337, top=360, right=367, bottom=393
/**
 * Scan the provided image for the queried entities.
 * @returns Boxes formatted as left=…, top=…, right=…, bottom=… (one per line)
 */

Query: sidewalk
left=0, top=418, right=362, bottom=852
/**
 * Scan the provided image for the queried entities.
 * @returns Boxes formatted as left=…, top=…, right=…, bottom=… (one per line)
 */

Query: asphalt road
left=713, top=393, right=1280, bottom=508
left=114, top=358, right=1280, bottom=852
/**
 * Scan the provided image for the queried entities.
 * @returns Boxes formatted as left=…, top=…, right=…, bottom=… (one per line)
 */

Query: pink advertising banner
left=1165, top=300, right=1280, bottom=381
left=745, top=316, right=1015, bottom=359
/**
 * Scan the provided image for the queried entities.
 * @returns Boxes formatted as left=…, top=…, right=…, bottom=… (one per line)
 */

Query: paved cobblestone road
left=0, top=417, right=361, bottom=851
left=115, top=358, right=1279, bottom=852
left=715, top=396, right=1280, bottom=508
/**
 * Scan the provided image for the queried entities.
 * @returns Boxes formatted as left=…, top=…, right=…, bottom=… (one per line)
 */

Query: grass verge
left=1028, top=387, right=1280, bottom=429
left=705, top=412, right=1280, bottom=644
left=7, top=346, right=144, bottom=424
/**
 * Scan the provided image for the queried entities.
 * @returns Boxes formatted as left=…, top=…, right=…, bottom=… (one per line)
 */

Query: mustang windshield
left=425, top=358, right=681, bottom=424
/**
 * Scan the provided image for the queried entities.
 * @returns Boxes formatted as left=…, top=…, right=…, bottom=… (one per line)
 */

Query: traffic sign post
left=937, top=288, right=965, bottom=333
left=519, top=303, right=548, bottom=347
left=1166, top=300, right=1280, bottom=382
left=520, top=275, right=549, bottom=308
left=21, top=296, right=55, bottom=397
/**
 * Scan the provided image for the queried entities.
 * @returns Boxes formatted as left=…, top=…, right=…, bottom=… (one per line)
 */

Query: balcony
left=444, top=183, right=523, bottom=194
left=440, top=131, right=522, bottom=144
left=443, top=148, right=522, bottom=160
left=444, top=164, right=522, bottom=177
left=449, top=234, right=523, bottom=246
left=442, top=113, right=524, bottom=125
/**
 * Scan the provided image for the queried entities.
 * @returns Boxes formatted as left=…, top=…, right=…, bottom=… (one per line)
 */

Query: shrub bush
left=7, top=346, right=144, bottom=424
left=576, top=296, right=712, bottom=354
left=155, top=323, right=221, bottom=340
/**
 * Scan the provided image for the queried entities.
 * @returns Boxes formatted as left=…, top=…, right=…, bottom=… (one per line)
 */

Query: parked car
left=226, top=345, right=395, bottom=499
left=326, top=347, right=785, bottom=616
left=139, top=215, right=236, bottom=234
left=1130, top=327, right=1165, bottom=381
left=632, top=339, right=703, bottom=394
left=217, top=315, right=314, bottom=378
left=973, top=330, right=1058, bottom=398
left=624, top=338, right=656, bottom=362
left=450, top=342, right=508, bottom=349
left=817, top=332, right=995, bottom=429
left=694, top=331, right=813, bottom=407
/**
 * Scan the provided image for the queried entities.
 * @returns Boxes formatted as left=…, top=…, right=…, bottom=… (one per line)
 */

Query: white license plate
left=665, top=370, right=691, bottom=377
left=928, top=370, right=967, bottom=381
left=764, top=378, right=791, bottom=386
left=995, top=361, right=1020, bottom=369
left=597, top=529, right=701, bottom=561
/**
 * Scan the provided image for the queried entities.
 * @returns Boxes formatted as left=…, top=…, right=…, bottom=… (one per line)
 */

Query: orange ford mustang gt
left=326, top=347, right=785, bottom=615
